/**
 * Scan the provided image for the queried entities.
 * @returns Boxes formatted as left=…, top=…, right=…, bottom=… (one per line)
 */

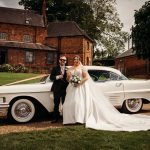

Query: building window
left=0, top=49, right=7, bottom=64
left=25, top=51, right=34, bottom=63
left=47, top=52, right=57, bottom=64
left=0, top=32, right=8, bottom=40
left=23, top=34, right=33, bottom=43
left=87, top=42, right=89, bottom=50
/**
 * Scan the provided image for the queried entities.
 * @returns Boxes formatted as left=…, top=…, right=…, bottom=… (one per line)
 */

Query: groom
left=50, top=55, right=68, bottom=123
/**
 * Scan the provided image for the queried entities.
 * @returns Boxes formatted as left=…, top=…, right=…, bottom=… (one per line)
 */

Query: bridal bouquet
left=70, top=74, right=81, bottom=87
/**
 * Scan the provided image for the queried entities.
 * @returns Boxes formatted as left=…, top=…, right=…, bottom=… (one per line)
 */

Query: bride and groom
left=50, top=55, right=150, bottom=131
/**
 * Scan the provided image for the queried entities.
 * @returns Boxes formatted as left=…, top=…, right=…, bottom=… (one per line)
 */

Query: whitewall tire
left=10, top=99, right=35, bottom=123
left=122, top=98, right=143, bottom=114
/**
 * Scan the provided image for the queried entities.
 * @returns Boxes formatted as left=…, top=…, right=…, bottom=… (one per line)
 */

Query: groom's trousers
left=53, top=90, right=66, bottom=120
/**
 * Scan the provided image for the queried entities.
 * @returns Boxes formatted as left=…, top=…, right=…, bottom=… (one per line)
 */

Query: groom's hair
left=59, top=55, right=67, bottom=60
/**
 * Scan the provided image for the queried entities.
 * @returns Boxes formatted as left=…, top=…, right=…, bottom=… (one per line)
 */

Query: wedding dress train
left=63, top=67, right=150, bottom=131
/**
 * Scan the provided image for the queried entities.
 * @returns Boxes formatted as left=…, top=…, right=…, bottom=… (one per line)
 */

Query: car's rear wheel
left=122, top=98, right=143, bottom=114
left=9, top=98, right=36, bottom=123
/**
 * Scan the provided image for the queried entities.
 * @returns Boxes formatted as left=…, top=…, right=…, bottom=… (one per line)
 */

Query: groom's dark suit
left=50, top=65, right=68, bottom=121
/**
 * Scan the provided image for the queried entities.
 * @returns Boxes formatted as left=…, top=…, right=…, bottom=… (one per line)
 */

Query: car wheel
left=122, top=98, right=143, bottom=114
left=9, top=99, right=36, bottom=123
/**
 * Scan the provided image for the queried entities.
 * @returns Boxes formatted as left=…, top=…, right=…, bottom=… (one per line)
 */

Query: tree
left=19, top=0, right=128, bottom=59
left=47, top=0, right=69, bottom=21
left=19, top=0, right=97, bottom=39
left=87, top=0, right=128, bottom=58
left=65, top=1, right=98, bottom=40
left=19, top=0, right=50, bottom=13
left=132, top=1, right=150, bottom=60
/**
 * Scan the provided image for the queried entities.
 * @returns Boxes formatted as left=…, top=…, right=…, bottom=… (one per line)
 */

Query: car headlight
left=0, top=97, right=6, bottom=103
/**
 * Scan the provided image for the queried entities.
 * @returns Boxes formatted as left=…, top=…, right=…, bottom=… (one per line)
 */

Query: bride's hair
left=73, top=55, right=83, bottom=66
left=73, top=55, right=81, bottom=61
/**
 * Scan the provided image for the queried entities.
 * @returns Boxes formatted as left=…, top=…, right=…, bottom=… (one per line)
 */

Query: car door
left=88, top=70, right=125, bottom=106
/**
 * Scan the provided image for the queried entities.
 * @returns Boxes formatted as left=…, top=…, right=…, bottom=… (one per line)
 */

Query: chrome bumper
left=0, top=104, right=9, bottom=118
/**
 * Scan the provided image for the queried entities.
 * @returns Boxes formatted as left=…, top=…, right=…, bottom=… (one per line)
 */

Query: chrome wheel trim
left=126, top=99, right=142, bottom=112
left=11, top=99, right=35, bottom=123
left=14, top=102, right=32, bottom=118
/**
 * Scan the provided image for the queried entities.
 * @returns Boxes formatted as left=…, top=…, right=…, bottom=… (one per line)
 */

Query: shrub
left=0, top=63, right=28, bottom=73
left=0, top=64, right=13, bottom=72
left=13, top=63, right=28, bottom=73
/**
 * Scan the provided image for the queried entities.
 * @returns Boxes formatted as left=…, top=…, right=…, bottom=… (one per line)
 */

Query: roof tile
left=47, top=21, right=94, bottom=42
left=0, top=41, right=56, bottom=51
left=116, top=48, right=135, bottom=58
left=0, top=7, right=44, bottom=27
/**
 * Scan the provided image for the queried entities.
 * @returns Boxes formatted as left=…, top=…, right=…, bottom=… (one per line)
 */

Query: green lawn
left=0, top=125, right=149, bottom=150
left=0, top=72, right=42, bottom=85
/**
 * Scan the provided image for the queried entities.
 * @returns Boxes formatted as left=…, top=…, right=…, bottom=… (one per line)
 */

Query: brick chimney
left=42, top=0, right=47, bottom=27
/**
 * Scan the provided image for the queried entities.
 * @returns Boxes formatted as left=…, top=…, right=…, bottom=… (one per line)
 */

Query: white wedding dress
left=63, top=66, right=150, bottom=131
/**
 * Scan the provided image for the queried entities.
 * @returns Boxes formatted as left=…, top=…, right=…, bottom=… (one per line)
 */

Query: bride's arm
left=80, top=67, right=88, bottom=85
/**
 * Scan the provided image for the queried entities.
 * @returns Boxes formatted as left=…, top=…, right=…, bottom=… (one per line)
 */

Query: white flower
left=70, top=74, right=81, bottom=87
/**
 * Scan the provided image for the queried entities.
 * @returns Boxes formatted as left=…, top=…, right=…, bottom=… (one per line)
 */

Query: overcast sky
left=0, top=0, right=148, bottom=49
left=116, top=0, right=148, bottom=33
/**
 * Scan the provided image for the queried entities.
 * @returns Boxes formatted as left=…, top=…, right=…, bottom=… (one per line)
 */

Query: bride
left=63, top=55, right=150, bottom=131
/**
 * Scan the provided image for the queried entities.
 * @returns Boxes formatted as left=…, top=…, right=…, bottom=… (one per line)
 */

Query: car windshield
left=40, top=75, right=50, bottom=83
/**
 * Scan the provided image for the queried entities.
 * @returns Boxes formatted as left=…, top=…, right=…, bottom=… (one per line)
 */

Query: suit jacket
left=50, top=65, right=68, bottom=93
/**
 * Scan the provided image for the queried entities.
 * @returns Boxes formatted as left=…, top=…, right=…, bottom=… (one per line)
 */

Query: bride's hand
left=74, top=83, right=79, bottom=87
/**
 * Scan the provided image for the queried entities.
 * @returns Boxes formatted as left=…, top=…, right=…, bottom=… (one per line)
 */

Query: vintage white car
left=0, top=66, right=150, bottom=123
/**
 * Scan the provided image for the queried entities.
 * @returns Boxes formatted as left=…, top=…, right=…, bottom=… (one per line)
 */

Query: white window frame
left=23, top=34, right=33, bottom=43
left=0, top=32, right=8, bottom=40
left=25, top=51, right=34, bottom=63
left=47, top=52, right=57, bottom=64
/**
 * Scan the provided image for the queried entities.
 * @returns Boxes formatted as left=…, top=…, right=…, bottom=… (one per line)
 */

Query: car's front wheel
left=122, top=98, right=143, bottom=114
left=9, top=98, right=36, bottom=123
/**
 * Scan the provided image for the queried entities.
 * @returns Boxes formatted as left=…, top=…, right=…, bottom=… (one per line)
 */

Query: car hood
left=0, top=82, right=52, bottom=94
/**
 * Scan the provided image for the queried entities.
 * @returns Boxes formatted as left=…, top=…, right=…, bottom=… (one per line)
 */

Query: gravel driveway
left=0, top=104, right=150, bottom=135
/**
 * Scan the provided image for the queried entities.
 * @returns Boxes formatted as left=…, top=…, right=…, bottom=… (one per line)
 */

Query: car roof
left=67, top=66, right=122, bottom=75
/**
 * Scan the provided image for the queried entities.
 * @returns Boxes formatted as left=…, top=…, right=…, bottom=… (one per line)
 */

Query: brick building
left=0, top=7, right=93, bottom=73
left=46, top=21, right=93, bottom=66
left=115, top=48, right=150, bottom=79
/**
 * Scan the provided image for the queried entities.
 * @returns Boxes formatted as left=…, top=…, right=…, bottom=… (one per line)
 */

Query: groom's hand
left=56, top=74, right=63, bottom=80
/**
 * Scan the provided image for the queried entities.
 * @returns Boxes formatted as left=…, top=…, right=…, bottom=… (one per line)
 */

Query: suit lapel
left=57, top=65, right=61, bottom=74
left=64, top=66, right=67, bottom=74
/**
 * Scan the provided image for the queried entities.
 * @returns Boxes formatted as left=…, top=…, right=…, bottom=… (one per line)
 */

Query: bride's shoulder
left=81, top=66, right=87, bottom=71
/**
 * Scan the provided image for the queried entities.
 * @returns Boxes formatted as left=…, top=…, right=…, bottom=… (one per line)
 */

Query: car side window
left=98, top=71, right=110, bottom=81
left=88, top=70, right=99, bottom=81
left=109, top=72, right=119, bottom=80
left=88, top=70, right=110, bottom=82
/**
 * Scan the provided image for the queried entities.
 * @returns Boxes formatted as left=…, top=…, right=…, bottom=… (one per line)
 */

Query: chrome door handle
left=116, top=83, right=122, bottom=87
